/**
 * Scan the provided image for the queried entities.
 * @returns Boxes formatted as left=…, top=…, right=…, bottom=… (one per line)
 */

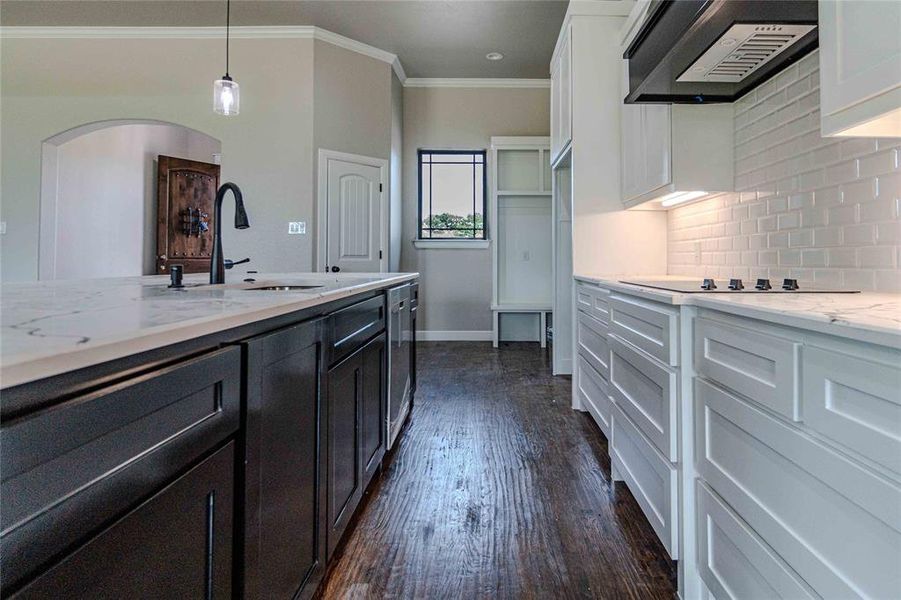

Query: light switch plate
left=0, top=221, right=6, bottom=235
left=288, top=221, right=306, bottom=235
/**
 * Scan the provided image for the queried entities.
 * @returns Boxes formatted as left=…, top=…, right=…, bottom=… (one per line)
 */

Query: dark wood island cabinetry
left=0, top=279, right=417, bottom=599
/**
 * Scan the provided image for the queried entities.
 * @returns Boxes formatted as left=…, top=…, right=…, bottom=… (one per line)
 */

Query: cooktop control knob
left=755, top=278, right=772, bottom=290
left=728, top=278, right=744, bottom=290
left=782, top=278, right=800, bottom=291
left=701, top=278, right=717, bottom=290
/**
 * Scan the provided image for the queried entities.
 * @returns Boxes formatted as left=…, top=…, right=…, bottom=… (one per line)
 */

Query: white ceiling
left=0, top=1, right=632, bottom=78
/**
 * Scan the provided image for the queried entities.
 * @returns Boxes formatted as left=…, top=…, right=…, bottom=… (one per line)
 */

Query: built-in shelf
left=490, top=136, right=553, bottom=348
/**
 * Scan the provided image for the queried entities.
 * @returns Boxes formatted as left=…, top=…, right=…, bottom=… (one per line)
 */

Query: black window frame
left=417, top=149, right=488, bottom=240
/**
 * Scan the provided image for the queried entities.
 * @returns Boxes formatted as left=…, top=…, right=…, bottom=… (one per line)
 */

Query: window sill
left=412, top=239, right=490, bottom=249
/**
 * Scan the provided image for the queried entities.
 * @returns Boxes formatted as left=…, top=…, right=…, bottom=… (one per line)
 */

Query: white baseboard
left=417, top=330, right=493, bottom=341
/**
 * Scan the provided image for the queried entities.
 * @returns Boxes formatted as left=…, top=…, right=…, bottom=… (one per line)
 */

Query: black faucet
left=210, top=182, right=250, bottom=284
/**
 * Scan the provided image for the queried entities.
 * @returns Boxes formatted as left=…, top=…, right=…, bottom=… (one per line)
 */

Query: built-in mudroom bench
left=0, top=272, right=418, bottom=599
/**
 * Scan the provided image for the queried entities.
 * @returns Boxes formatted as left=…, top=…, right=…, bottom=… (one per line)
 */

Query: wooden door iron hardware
left=181, top=207, right=210, bottom=237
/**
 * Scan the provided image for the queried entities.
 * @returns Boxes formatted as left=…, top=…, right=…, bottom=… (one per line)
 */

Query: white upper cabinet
left=621, top=57, right=673, bottom=205
left=819, top=0, right=901, bottom=137
left=618, top=1, right=733, bottom=209
left=550, top=27, right=572, bottom=163
left=619, top=58, right=733, bottom=210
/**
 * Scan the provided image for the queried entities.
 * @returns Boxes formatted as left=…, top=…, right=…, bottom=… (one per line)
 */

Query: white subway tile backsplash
left=799, top=207, right=828, bottom=228
left=789, top=229, right=813, bottom=247
left=858, top=245, right=896, bottom=268
left=840, top=137, right=878, bottom=159
left=777, top=212, right=801, bottom=230
left=843, top=223, right=876, bottom=246
left=827, top=247, right=857, bottom=268
left=801, top=248, right=827, bottom=267
left=823, top=159, right=859, bottom=185
left=876, top=221, right=901, bottom=244
left=859, top=149, right=898, bottom=178
left=814, top=226, right=843, bottom=247
left=841, top=179, right=877, bottom=204
left=813, top=186, right=842, bottom=207
left=827, top=204, right=858, bottom=226
left=859, top=197, right=895, bottom=223
left=667, top=51, right=900, bottom=291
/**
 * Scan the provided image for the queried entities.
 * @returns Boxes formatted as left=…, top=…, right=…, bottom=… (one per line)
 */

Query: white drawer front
left=611, top=402, right=678, bottom=559
left=577, top=311, right=609, bottom=378
left=578, top=354, right=611, bottom=436
left=610, top=294, right=679, bottom=366
left=576, top=282, right=610, bottom=324
left=697, top=481, right=816, bottom=600
left=802, top=345, right=901, bottom=477
left=695, top=317, right=800, bottom=421
left=609, top=335, right=678, bottom=461
left=696, top=378, right=901, bottom=599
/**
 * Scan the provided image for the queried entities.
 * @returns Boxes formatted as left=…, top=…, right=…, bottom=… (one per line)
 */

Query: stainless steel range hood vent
left=624, top=0, right=819, bottom=104
left=677, top=24, right=817, bottom=83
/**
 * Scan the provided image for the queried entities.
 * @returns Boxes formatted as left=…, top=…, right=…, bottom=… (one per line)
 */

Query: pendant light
left=213, top=0, right=239, bottom=116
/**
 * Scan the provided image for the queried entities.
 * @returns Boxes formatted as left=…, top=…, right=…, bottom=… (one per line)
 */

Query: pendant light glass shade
left=213, top=0, right=239, bottom=116
left=213, top=75, right=240, bottom=115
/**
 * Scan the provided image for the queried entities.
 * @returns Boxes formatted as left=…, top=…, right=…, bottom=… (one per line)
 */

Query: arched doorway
left=39, top=120, right=221, bottom=280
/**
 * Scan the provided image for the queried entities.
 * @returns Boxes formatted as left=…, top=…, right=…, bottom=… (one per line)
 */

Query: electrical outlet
left=288, top=221, right=306, bottom=235
left=522, top=250, right=531, bottom=261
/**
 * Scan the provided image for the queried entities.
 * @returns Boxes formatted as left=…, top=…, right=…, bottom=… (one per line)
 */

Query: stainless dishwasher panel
left=387, top=284, right=412, bottom=449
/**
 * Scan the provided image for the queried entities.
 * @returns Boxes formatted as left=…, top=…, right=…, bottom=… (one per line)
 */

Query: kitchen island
left=1, top=271, right=419, bottom=599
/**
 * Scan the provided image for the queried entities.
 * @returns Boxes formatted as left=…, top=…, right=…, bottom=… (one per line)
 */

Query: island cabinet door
left=12, top=442, right=235, bottom=600
left=361, top=333, right=387, bottom=489
left=243, top=318, right=327, bottom=600
left=326, top=348, right=364, bottom=559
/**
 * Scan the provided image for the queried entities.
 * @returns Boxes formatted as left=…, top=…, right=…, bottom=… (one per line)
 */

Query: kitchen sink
left=244, top=285, right=324, bottom=291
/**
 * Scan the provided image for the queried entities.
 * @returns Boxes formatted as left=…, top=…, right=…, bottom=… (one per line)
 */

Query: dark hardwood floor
left=319, top=342, right=677, bottom=600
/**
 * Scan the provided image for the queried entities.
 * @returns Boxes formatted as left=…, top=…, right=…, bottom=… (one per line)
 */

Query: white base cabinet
left=574, top=276, right=901, bottom=599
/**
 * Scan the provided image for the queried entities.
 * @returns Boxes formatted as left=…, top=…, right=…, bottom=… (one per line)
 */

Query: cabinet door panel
left=643, top=104, right=672, bottom=193
left=327, top=354, right=363, bottom=558
left=362, top=334, right=387, bottom=486
left=551, top=53, right=562, bottom=159
left=559, top=32, right=572, bottom=151
left=14, top=443, right=234, bottom=599
left=251, top=321, right=325, bottom=599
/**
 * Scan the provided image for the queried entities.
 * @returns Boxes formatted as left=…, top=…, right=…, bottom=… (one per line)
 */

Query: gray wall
left=390, top=71, right=404, bottom=272
left=311, top=39, right=394, bottom=270
left=401, top=86, right=551, bottom=334
left=48, top=122, right=219, bottom=279
left=1, top=35, right=402, bottom=282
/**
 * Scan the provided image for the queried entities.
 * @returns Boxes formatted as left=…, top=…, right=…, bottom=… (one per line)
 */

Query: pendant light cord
left=225, top=0, right=230, bottom=76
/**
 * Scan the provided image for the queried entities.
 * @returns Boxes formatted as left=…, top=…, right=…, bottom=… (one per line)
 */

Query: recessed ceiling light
left=486, top=52, right=504, bottom=61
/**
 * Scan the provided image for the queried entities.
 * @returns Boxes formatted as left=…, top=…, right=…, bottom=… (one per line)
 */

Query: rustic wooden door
left=156, top=156, right=220, bottom=274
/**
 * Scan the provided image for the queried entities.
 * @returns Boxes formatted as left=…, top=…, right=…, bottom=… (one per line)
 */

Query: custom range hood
left=624, top=0, right=819, bottom=104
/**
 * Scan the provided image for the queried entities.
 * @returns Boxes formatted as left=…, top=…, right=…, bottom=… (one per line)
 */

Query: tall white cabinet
left=550, top=34, right=572, bottom=163
left=818, top=0, right=901, bottom=137
left=548, top=2, right=667, bottom=375
left=490, top=137, right=553, bottom=347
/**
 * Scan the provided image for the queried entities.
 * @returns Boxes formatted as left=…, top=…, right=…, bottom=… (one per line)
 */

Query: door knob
left=331, top=266, right=341, bottom=273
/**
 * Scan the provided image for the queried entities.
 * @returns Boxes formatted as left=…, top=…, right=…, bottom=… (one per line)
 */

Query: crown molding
left=0, top=25, right=408, bottom=82
left=403, top=78, right=551, bottom=89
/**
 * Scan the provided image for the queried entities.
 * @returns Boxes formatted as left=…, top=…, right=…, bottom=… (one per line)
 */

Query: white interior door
left=326, top=158, right=383, bottom=273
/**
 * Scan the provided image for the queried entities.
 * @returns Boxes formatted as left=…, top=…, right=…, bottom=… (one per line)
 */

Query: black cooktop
left=619, top=278, right=860, bottom=294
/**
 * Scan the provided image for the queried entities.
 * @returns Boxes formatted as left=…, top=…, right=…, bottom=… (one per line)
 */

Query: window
left=418, top=150, right=486, bottom=239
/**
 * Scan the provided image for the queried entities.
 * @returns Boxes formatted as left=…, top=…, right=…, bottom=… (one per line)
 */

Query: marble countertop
left=1, top=272, right=418, bottom=389
left=575, top=274, right=901, bottom=348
